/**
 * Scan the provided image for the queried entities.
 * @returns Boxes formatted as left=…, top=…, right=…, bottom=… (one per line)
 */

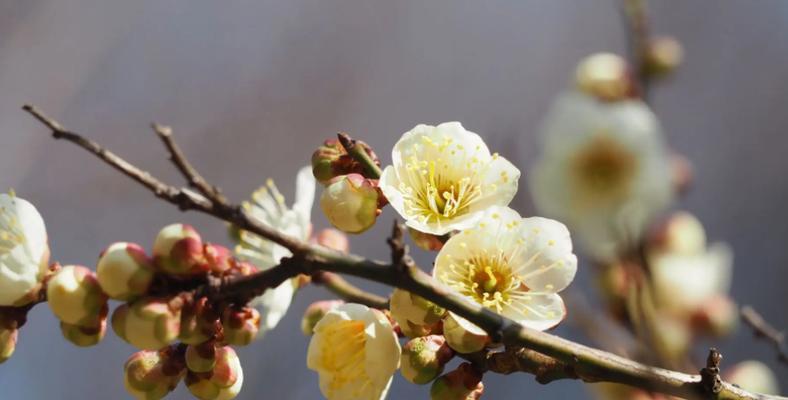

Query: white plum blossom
left=233, top=166, right=315, bottom=337
left=433, top=206, right=577, bottom=331
left=0, top=192, right=49, bottom=306
left=307, top=303, right=401, bottom=400
left=380, top=122, right=520, bottom=236
left=529, top=93, right=673, bottom=261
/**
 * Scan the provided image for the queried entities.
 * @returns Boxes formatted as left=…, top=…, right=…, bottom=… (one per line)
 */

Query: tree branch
left=741, top=305, right=788, bottom=366
left=24, top=104, right=785, bottom=400
left=311, top=271, right=389, bottom=309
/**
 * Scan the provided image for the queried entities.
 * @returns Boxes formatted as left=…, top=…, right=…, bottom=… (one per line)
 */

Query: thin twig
left=621, top=0, right=652, bottom=100
left=337, top=132, right=382, bottom=179
left=311, top=271, right=389, bottom=309
left=23, top=104, right=786, bottom=400
left=741, top=305, right=788, bottom=366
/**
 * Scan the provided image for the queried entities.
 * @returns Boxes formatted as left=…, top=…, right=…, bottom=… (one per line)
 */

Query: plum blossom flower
left=233, top=166, right=315, bottom=337
left=434, top=206, right=577, bottom=331
left=529, top=93, right=673, bottom=261
left=0, top=192, right=49, bottom=306
left=306, top=303, right=401, bottom=400
left=380, top=122, right=520, bottom=236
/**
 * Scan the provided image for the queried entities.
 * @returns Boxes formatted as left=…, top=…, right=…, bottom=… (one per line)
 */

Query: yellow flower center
left=570, top=133, right=637, bottom=205
left=442, top=252, right=525, bottom=314
left=0, top=200, right=26, bottom=255
left=318, top=320, right=373, bottom=397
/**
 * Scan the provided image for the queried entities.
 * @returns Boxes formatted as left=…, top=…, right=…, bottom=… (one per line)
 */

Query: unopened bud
left=401, top=335, right=455, bottom=385
left=408, top=228, right=445, bottom=251
left=179, top=297, right=215, bottom=345
left=113, top=298, right=181, bottom=350
left=47, top=265, right=108, bottom=326
left=648, top=211, right=706, bottom=256
left=320, top=174, right=380, bottom=234
left=60, top=312, right=107, bottom=347
left=185, top=346, right=244, bottom=400
left=645, top=36, right=683, bottom=78
left=153, top=223, right=206, bottom=276
left=443, top=313, right=489, bottom=354
left=575, top=52, right=632, bottom=102
left=221, top=307, right=260, bottom=346
left=314, top=228, right=350, bottom=253
left=725, top=361, right=780, bottom=395
left=186, top=342, right=217, bottom=373
left=301, top=300, right=344, bottom=336
left=203, top=243, right=233, bottom=274
left=670, top=152, right=694, bottom=195
left=430, top=363, right=484, bottom=400
left=123, top=349, right=184, bottom=400
left=97, top=242, right=155, bottom=300
left=312, top=139, right=346, bottom=184
left=390, top=288, right=445, bottom=338
left=0, top=326, right=17, bottom=363
left=691, top=295, right=738, bottom=337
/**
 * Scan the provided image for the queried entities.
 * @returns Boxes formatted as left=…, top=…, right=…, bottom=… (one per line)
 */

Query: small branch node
left=700, top=348, right=723, bottom=394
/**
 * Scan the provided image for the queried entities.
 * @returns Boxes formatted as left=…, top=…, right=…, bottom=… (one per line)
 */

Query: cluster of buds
left=46, top=265, right=109, bottom=346
left=312, top=136, right=384, bottom=234
left=185, top=345, right=244, bottom=400
left=124, top=346, right=186, bottom=399
left=430, top=362, right=484, bottom=400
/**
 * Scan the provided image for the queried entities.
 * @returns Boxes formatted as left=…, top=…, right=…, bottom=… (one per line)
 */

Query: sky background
left=1, top=0, right=787, bottom=398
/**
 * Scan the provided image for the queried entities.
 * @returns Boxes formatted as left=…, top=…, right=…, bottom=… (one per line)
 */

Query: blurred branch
left=24, top=103, right=786, bottom=400
left=622, top=0, right=652, bottom=99
left=741, top=305, right=788, bottom=366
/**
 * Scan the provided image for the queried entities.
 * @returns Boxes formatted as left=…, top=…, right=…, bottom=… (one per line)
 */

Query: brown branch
left=337, top=132, right=382, bottom=179
left=622, top=0, right=652, bottom=99
left=386, top=220, right=417, bottom=274
left=24, top=104, right=786, bottom=400
left=311, top=271, right=389, bottom=309
left=741, top=305, right=788, bottom=366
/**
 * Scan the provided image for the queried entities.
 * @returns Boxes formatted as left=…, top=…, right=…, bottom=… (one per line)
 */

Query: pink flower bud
left=312, top=139, right=346, bottom=185
left=314, top=228, right=350, bottom=253
left=430, top=363, right=484, bottom=400
left=60, top=317, right=107, bottom=347
left=179, top=297, right=216, bottom=345
left=186, top=342, right=217, bottom=373
left=185, top=346, right=244, bottom=400
left=123, top=349, right=184, bottom=400
left=46, top=265, right=108, bottom=326
left=153, top=224, right=206, bottom=276
left=301, top=300, right=344, bottom=336
left=401, top=335, right=455, bottom=385
left=320, top=174, right=380, bottom=234
left=97, top=242, right=155, bottom=300
left=221, top=307, right=260, bottom=346
left=112, top=297, right=182, bottom=350
left=691, top=295, right=738, bottom=338
left=203, top=243, right=233, bottom=274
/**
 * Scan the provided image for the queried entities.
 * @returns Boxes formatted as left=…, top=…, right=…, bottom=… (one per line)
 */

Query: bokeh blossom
left=0, top=192, right=49, bottom=306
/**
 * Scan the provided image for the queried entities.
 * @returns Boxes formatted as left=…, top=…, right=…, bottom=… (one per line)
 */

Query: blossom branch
left=23, top=104, right=785, bottom=400
left=311, top=271, right=389, bottom=309
left=622, top=0, right=652, bottom=98
left=741, top=305, right=788, bottom=366
left=337, top=132, right=382, bottom=179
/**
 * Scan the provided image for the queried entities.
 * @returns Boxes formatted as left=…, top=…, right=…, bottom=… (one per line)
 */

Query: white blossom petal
left=0, top=193, right=49, bottom=306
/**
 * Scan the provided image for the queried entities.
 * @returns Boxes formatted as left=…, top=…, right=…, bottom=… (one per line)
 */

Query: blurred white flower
left=0, top=192, right=49, bottom=306
left=307, top=303, right=401, bottom=400
left=529, top=93, right=673, bottom=261
left=434, top=206, right=577, bottom=331
left=233, top=166, right=315, bottom=336
left=380, top=122, right=519, bottom=236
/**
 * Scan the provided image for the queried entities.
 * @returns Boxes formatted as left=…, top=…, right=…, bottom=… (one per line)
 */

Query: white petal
left=513, top=217, right=578, bottom=293
left=469, top=156, right=520, bottom=212
left=292, top=165, right=316, bottom=230
left=503, top=292, right=566, bottom=331
left=250, top=279, right=296, bottom=336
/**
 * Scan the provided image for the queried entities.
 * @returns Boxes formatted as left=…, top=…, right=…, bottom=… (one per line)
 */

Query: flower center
left=0, top=202, right=26, bottom=255
left=401, top=156, right=482, bottom=224
left=570, top=133, right=637, bottom=203
left=318, top=320, right=373, bottom=396
left=445, top=253, right=524, bottom=313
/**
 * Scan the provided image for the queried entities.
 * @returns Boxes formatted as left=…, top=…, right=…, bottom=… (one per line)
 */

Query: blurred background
left=1, top=0, right=787, bottom=398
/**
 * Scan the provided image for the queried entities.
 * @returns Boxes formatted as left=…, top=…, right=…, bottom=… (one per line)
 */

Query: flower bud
left=123, top=349, right=184, bottom=400
left=60, top=308, right=108, bottom=347
left=648, top=211, right=706, bottom=256
left=443, top=313, right=489, bottom=354
left=575, top=52, right=632, bottom=102
left=390, top=288, right=445, bottom=338
left=97, top=242, right=155, bottom=300
left=301, top=300, right=344, bottom=336
left=179, top=297, right=215, bottom=345
left=314, top=228, right=350, bottom=253
left=47, top=265, right=108, bottom=326
left=430, top=363, right=484, bottom=400
left=221, top=307, right=260, bottom=346
left=203, top=243, right=233, bottom=274
left=401, top=335, right=454, bottom=385
left=691, top=295, right=738, bottom=337
left=408, top=228, right=445, bottom=251
left=312, top=139, right=346, bottom=184
left=186, top=342, right=217, bottom=373
left=644, top=36, right=683, bottom=78
left=725, top=361, right=780, bottom=395
left=185, top=346, right=244, bottom=400
left=670, top=152, right=693, bottom=195
left=153, top=223, right=206, bottom=276
left=0, top=326, right=17, bottom=364
left=320, top=174, right=380, bottom=234
left=113, top=298, right=182, bottom=350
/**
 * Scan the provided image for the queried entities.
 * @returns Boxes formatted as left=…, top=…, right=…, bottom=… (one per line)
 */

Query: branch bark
left=23, top=104, right=785, bottom=400
left=741, top=305, right=788, bottom=366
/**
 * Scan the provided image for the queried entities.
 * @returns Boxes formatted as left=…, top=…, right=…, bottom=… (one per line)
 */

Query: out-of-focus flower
left=47, top=265, right=107, bottom=326
left=725, top=361, right=780, bottom=395
left=314, top=228, right=350, bottom=253
left=389, top=288, right=445, bottom=338
left=380, top=122, right=519, bottom=236
left=529, top=93, right=673, bottom=261
left=400, top=335, right=454, bottom=385
left=645, top=36, right=683, bottom=78
left=221, top=307, right=260, bottom=346
left=590, top=382, right=668, bottom=400
left=185, top=346, right=244, bottom=400
left=307, top=303, right=401, bottom=400
left=0, top=313, right=17, bottom=363
left=0, top=192, right=50, bottom=306
left=434, top=207, right=577, bottom=332
left=301, top=300, right=344, bottom=336
left=320, top=174, right=380, bottom=234
left=575, top=53, right=632, bottom=102
left=408, top=228, right=446, bottom=251
left=97, top=242, right=154, bottom=301
left=233, top=166, right=315, bottom=338
left=112, top=298, right=182, bottom=350
left=430, top=362, right=484, bottom=400
left=123, top=349, right=184, bottom=400
left=153, top=224, right=206, bottom=276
